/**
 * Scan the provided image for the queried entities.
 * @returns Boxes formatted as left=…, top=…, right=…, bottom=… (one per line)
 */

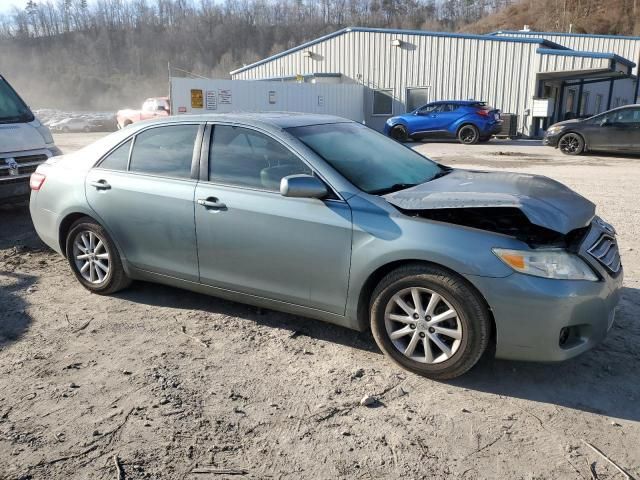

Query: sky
left=0, top=0, right=29, bottom=13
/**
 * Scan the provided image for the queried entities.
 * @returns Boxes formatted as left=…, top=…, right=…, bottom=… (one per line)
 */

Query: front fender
left=343, top=193, right=523, bottom=325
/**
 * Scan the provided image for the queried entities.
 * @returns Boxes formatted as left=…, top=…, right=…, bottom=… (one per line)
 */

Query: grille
left=587, top=235, right=621, bottom=274
left=0, top=154, right=48, bottom=179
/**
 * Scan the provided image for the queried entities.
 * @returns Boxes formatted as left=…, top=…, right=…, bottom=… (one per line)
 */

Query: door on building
left=565, top=89, right=577, bottom=120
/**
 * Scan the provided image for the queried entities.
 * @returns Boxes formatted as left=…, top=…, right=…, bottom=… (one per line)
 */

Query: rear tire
left=458, top=125, right=479, bottom=145
left=558, top=132, right=584, bottom=155
left=65, top=217, right=131, bottom=295
left=390, top=125, right=409, bottom=142
left=370, top=264, right=491, bottom=379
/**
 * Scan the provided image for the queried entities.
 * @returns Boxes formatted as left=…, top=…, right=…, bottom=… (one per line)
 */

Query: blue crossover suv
left=385, top=100, right=502, bottom=144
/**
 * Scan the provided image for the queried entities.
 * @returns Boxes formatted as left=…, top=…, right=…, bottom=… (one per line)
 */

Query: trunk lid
left=383, top=169, right=595, bottom=234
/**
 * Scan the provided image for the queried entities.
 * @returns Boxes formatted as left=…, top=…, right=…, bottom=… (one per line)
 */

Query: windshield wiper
left=369, top=183, right=419, bottom=195
left=432, top=168, right=453, bottom=179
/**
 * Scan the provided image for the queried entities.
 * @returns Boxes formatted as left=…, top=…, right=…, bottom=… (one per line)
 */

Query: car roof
left=430, top=100, right=485, bottom=105
left=131, top=112, right=351, bottom=130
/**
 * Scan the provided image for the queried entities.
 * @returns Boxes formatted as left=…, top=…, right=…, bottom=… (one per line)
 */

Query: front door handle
left=197, top=197, right=227, bottom=210
left=89, top=180, right=111, bottom=190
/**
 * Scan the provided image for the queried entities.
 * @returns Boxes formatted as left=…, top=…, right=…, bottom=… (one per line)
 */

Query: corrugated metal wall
left=233, top=31, right=541, bottom=135
left=495, top=31, right=640, bottom=75
left=169, top=78, right=365, bottom=123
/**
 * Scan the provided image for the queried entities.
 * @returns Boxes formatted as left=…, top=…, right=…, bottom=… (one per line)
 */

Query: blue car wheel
left=457, top=125, right=479, bottom=145
left=390, top=124, right=409, bottom=142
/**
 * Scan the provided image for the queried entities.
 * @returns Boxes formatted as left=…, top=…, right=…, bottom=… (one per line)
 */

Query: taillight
left=30, top=172, right=46, bottom=191
left=476, top=109, right=490, bottom=117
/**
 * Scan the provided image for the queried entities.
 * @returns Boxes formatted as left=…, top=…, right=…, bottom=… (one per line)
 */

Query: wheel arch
left=455, top=122, right=479, bottom=136
left=355, top=259, right=496, bottom=345
left=560, top=130, right=588, bottom=151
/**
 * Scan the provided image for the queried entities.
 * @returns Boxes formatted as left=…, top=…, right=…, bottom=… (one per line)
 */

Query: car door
left=611, top=107, right=640, bottom=152
left=588, top=108, right=640, bottom=151
left=417, top=104, right=458, bottom=134
left=194, top=124, right=353, bottom=314
left=411, top=103, right=439, bottom=134
left=85, top=123, right=202, bottom=281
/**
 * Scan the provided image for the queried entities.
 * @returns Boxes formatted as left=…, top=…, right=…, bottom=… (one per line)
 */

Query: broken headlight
left=492, top=248, right=598, bottom=281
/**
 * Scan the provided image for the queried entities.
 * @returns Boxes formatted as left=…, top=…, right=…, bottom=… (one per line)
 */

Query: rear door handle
left=89, top=180, right=111, bottom=190
left=197, top=197, right=227, bottom=210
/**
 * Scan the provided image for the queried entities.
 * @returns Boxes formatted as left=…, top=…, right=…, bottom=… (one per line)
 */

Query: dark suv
left=544, top=105, right=640, bottom=155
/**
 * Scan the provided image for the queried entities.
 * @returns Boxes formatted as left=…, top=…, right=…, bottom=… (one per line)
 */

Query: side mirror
left=280, top=174, right=328, bottom=199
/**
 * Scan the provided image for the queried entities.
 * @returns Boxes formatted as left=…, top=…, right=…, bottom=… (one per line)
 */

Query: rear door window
left=99, top=139, right=132, bottom=171
left=209, top=125, right=311, bottom=191
left=129, top=125, right=198, bottom=179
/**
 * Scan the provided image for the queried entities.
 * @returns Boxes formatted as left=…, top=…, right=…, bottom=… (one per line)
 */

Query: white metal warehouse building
left=229, top=27, right=639, bottom=137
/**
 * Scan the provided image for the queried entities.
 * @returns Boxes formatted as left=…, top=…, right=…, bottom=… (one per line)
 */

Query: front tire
left=370, top=264, right=491, bottom=379
left=65, top=218, right=131, bottom=294
left=457, top=125, right=479, bottom=145
left=558, top=132, right=584, bottom=155
left=390, top=125, right=409, bottom=142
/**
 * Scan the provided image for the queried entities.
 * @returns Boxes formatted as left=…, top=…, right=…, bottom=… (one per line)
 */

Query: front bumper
left=543, top=131, right=562, bottom=147
left=466, top=219, right=623, bottom=362
left=467, top=270, right=622, bottom=362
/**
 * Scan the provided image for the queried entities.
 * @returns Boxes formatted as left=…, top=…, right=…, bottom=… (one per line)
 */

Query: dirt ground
left=1, top=133, right=639, bottom=480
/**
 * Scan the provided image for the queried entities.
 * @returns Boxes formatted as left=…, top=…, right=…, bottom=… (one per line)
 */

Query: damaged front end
left=398, top=206, right=589, bottom=249
left=383, top=168, right=596, bottom=248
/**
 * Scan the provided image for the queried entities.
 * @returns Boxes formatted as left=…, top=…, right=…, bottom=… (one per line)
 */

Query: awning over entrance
left=537, top=48, right=635, bottom=80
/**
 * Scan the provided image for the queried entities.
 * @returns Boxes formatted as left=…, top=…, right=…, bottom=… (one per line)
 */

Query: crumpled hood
left=383, top=169, right=595, bottom=234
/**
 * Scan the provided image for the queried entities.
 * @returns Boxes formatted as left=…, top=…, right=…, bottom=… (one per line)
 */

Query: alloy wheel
left=383, top=287, right=463, bottom=364
left=559, top=133, right=581, bottom=154
left=459, top=126, right=477, bottom=144
left=72, top=230, right=110, bottom=284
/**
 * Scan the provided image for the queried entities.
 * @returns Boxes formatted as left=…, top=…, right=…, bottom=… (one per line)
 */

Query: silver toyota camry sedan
left=29, top=113, right=623, bottom=379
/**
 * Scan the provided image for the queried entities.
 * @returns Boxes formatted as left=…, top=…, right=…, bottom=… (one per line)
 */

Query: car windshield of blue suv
left=287, top=122, right=443, bottom=194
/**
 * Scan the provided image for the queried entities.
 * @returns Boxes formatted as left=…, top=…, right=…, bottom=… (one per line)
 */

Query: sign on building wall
left=269, top=91, right=277, bottom=104
left=218, top=89, right=232, bottom=104
left=318, top=95, right=324, bottom=106
left=206, top=90, right=217, bottom=110
left=190, top=89, right=203, bottom=109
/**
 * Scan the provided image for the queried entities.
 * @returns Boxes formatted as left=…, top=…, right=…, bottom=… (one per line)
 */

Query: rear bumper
left=466, top=268, right=623, bottom=362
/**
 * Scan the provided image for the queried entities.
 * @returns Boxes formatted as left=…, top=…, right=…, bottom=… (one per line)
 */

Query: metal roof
left=230, top=27, right=569, bottom=75
left=536, top=48, right=637, bottom=68
left=491, top=30, right=640, bottom=41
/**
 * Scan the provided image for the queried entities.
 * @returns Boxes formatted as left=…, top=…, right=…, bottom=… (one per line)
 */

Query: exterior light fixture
left=391, top=39, right=403, bottom=47
left=302, top=50, right=313, bottom=58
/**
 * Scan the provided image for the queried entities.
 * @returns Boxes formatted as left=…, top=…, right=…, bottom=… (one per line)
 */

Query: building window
left=595, top=94, right=603, bottom=114
left=406, top=87, right=430, bottom=112
left=580, top=92, right=590, bottom=116
left=566, top=89, right=576, bottom=113
left=373, top=89, right=393, bottom=115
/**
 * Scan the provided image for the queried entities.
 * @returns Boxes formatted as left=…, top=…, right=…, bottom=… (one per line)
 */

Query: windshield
left=0, top=77, right=34, bottom=124
left=287, top=122, right=442, bottom=194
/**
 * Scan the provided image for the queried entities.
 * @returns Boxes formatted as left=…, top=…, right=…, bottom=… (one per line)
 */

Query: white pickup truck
left=0, top=74, right=61, bottom=202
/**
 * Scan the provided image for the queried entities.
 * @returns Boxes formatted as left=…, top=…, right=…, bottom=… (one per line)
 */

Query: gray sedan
left=29, top=113, right=622, bottom=379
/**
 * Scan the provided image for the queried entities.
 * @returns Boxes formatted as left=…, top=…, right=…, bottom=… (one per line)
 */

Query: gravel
left=1, top=134, right=639, bottom=479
